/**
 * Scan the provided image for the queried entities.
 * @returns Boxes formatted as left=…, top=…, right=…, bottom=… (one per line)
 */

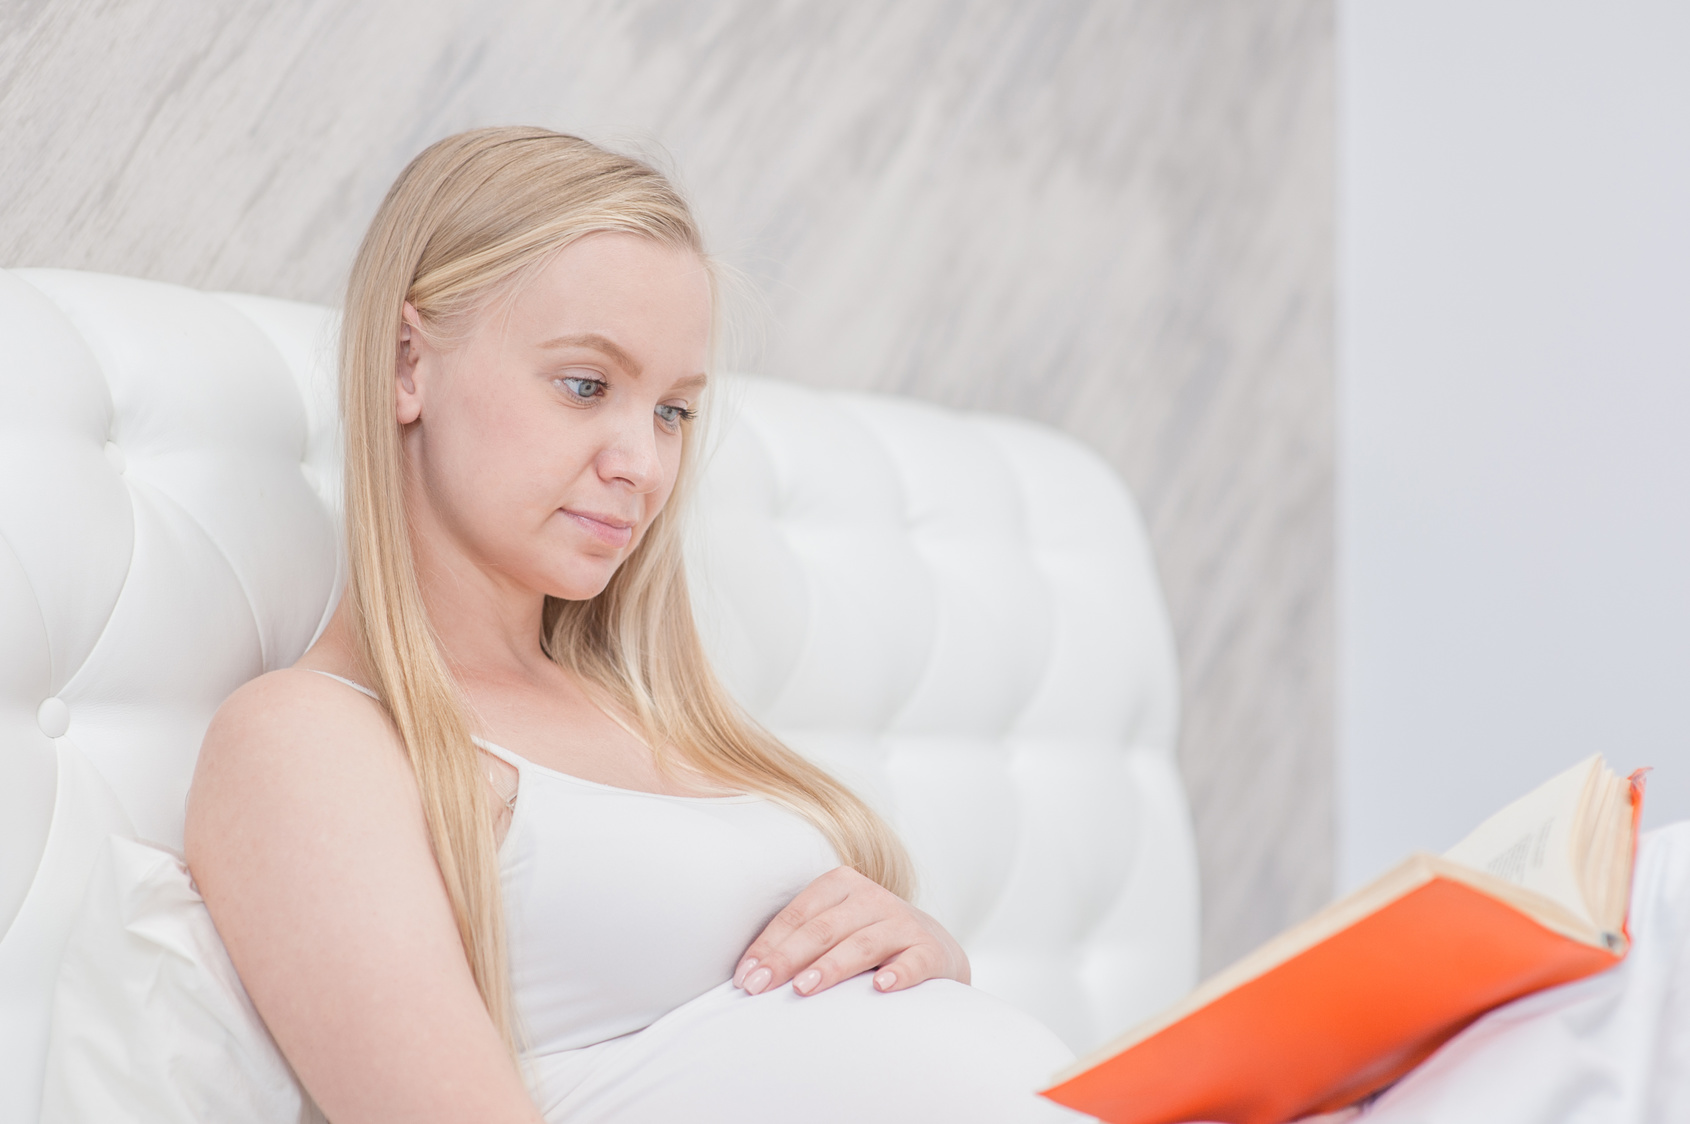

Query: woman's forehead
left=503, top=237, right=709, bottom=348
left=462, top=235, right=710, bottom=378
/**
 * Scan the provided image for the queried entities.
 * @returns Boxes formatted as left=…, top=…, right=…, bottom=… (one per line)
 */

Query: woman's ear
left=395, top=302, right=426, bottom=425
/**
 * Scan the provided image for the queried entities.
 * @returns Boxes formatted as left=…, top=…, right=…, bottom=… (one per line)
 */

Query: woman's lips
left=561, top=508, right=635, bottom=549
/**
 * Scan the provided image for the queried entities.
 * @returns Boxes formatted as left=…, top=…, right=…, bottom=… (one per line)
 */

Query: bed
left=0, top=267, right=1199, bottom=1121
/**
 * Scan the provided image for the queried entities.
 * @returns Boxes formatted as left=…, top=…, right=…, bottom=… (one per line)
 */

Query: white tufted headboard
left=0, top=269, right=1198, bottom=1121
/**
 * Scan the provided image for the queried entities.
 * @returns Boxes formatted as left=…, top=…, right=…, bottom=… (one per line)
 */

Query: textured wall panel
left=0, top=0, right=1333, bottom=972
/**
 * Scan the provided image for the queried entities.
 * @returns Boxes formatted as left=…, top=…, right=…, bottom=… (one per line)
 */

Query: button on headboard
left=0, top=269, right=1197, bottom=1121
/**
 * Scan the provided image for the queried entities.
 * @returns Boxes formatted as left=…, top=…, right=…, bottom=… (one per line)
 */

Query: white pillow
left=39, top=835, right=324, bottom=1124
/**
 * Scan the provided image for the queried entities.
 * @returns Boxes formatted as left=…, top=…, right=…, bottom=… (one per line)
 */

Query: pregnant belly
left=527, top=975, right=1088, bottom=1123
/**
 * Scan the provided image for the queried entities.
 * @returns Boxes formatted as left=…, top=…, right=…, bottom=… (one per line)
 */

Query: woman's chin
left=541, top=567, right=620, bottom=603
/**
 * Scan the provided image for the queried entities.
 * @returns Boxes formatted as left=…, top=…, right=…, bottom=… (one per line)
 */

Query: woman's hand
left=732, top=866, right=970, bottom=998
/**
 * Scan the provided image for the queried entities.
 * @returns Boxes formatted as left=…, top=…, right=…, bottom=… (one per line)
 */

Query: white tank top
left=307, top=672, right=840, bottom=1054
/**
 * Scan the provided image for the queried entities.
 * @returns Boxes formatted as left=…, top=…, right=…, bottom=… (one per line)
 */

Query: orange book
left=1042, top=755, right=1646, bottom=1124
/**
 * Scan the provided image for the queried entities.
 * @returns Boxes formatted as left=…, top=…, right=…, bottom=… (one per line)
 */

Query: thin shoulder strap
left=308, top=668, right=520, bottom=811
left=305, top=668, right=381, bottom=702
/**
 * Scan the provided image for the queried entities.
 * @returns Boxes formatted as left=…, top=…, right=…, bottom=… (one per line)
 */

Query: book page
left=1587, top=771, right=1635, bottom=936
left=1442, top=755, right=1600, bottom=924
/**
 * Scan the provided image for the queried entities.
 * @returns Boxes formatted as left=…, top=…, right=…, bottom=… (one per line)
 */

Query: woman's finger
left=740, top=896, right=886, bottom=993
left=733, top=865, right=972, bottom=998
left=868, top=940, right=948, bottom=993
left=733, top=868, right=857, bottom=989
left=790, top=919, right=912, bottom=996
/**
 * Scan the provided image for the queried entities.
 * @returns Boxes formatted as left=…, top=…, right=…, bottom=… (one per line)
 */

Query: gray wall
left=0, top=0, right=1333, bottom=974
left=1341, top=1, right=1690, bottom=885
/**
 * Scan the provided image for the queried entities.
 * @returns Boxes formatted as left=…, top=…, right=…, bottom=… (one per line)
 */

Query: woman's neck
left=408, top=535, right=554, bottom=686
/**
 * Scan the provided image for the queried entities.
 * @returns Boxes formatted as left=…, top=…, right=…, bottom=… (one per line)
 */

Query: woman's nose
left=596, top=411, right=664, bottom=492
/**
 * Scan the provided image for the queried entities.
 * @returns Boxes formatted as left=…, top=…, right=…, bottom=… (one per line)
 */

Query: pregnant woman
left=184, top=126, right=1078, bottom=1123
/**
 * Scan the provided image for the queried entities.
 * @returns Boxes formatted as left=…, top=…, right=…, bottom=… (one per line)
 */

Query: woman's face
left=395, top=231, right=712, bottom=603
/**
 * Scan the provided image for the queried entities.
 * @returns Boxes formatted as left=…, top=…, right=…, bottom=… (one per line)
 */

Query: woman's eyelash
left=556, top=375, right=607, bottom=400
left=556, top=375, right=694, bottom=426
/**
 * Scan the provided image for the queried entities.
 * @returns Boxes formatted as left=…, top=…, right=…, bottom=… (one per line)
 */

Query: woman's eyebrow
left=537, top=332, right=639, bottom=374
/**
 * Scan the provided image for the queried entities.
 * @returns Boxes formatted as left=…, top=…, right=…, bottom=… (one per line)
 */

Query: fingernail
left=743, top=966, right=772, bottom=995
left=734, top=957, right=758, bottom=988
left=874, top=970, right=897, bottom=991
left=794, top=969, right=821, bottom=995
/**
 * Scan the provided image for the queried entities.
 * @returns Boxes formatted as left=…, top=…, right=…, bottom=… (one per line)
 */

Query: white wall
left=1340, top=1, right=1690, bottom=888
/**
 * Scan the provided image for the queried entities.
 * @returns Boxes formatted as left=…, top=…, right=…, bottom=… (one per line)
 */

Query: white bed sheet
left=1332, top=822, right=1690, bottom=1123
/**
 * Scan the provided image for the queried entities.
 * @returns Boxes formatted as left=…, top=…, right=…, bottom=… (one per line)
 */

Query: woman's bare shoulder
left=211, top=664, right=383, bottom=738
left=187, top=667, right=415, bottom=853
left=201, top=667, right=399, bottom=768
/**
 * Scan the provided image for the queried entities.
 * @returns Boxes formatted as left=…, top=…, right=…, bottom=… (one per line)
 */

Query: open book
left=1042, top=755, right=1646, bottom=1124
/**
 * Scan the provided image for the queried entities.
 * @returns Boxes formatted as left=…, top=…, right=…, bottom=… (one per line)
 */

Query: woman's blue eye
left=656, top=403, right=697, bottom=427
left=557, top=376, right=606, bottom=401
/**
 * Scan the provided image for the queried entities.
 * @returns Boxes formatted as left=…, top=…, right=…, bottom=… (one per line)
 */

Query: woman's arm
left=185, top=669, right=543, bottom=1124
left=732, top=866, right=970, bottom=998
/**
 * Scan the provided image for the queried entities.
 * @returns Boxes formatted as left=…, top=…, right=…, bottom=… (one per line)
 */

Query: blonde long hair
left=340, top=126, right=913, bottom=1051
